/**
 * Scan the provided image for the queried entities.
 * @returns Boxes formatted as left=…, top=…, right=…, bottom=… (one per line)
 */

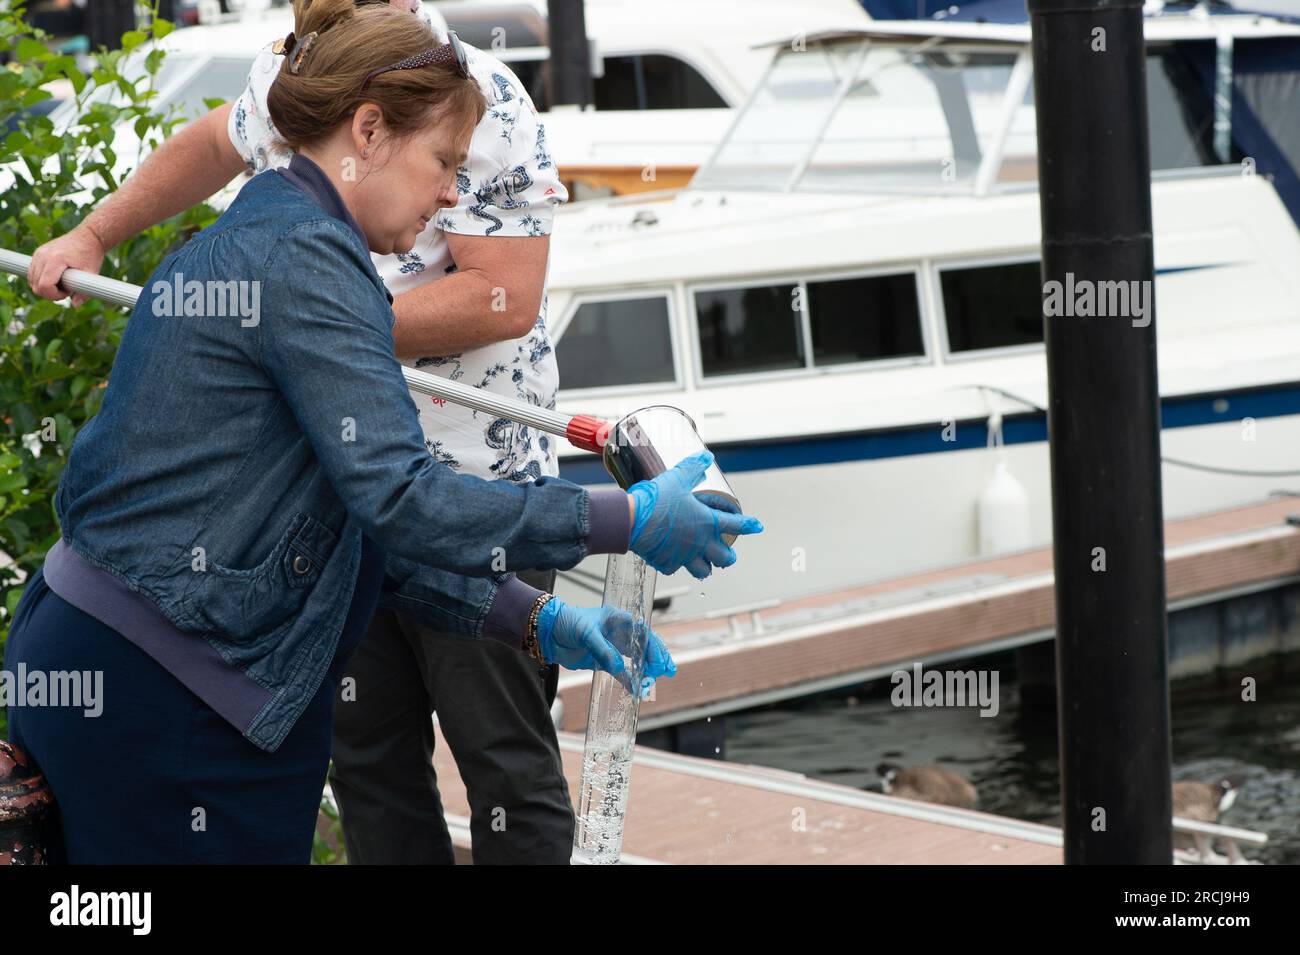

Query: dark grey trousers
left=328, top=569, right=574, bottom=864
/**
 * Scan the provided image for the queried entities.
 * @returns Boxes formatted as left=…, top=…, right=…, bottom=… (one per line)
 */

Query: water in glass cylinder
left=571, top=551, right=657, bottom=864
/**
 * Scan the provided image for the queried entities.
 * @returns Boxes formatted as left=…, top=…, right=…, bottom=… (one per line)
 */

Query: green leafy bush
left=313, top=785, right=349, bottom=865
left=0, top=4, right=219, bottom=738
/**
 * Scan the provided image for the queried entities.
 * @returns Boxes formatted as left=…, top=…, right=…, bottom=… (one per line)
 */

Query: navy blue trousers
left=3, top=551, right=382, bottom=864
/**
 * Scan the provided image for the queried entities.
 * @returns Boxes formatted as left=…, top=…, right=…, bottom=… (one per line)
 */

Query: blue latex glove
left=628, top=450, right=763, bottom=579
left=536, top=597, right=676, bottom=696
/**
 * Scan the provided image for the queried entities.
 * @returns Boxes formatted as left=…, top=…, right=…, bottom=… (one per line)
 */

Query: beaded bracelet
left=523, top=593, right=554, bottom=665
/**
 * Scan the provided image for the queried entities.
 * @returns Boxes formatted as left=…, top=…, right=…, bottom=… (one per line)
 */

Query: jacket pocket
left=187, top=512, right=338, bottom=641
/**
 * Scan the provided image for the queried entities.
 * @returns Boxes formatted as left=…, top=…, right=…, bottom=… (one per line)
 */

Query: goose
left=876, top=763, right=978, bottom=809
left=1172, top=778, right=1240, bottom=861
left=1173, top=779, right=1238, bottom=820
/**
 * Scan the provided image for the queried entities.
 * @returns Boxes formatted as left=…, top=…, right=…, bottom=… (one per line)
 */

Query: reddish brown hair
left=267, top=0, right=484, bottom=153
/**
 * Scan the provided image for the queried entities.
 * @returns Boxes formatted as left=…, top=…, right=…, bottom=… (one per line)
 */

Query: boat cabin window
left=499, top=59, right=550, bottom=111
left=555, top=295, right=676, bottom=390
left=439, top=4, right=549, bottom=50
left=695, top=284, right=805, bottom=377
left=807, top=273, right=924, bottom=365
left=160, top=57, right=260, bottom=123
left=1146, top=47, right=1222, bottom=170
left=595, top=55, right=728, bottom=110
left=694, top=273, right=927, bottom=378
left=494, top=54, right=727, bottom=113
left=939, top=260, right=1043, bottom=353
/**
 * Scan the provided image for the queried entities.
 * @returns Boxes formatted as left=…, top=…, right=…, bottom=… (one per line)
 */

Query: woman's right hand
left=628, top=451, right=763, bottom=579
left=536, top=598, right=676, bottom=695
left=27, top=225, right=106, bottom=307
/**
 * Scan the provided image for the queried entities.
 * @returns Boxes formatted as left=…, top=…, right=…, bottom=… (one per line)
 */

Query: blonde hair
left=267, top=0, right=485, bottom=153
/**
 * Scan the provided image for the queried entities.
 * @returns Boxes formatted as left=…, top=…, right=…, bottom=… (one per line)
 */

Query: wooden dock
left=555, top=496, right=1300, bottom=732
left=415, top=497, right=1294, bottom=864
left=431, top=727, right=1064, bottom=864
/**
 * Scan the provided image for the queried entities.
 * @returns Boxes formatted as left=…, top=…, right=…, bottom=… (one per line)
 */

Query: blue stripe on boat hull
left=558, top=382, right=1300, bottom=485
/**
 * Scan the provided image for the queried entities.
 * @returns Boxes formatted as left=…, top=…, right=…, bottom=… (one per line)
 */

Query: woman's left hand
left=536, top=598, right=676, bottom=696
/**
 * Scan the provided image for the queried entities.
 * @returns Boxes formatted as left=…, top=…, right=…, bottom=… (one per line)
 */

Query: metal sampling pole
left=1028, top=0, right=1174, bottom=863
left=0, top=249, right=612, bottom=454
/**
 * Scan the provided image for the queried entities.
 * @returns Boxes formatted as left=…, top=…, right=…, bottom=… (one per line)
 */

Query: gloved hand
left=628, top=451, right=763, bottom=579
left=536, top=597, right=676, bottom=696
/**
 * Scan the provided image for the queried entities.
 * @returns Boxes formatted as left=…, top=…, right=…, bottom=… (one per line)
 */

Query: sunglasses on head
left=360, top=30, right=469, bottom=91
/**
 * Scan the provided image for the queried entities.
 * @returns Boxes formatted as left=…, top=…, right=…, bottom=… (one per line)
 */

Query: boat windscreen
left=692, top=37, right=1239, bottom=196
left=691, top=40, right=1033, bottom=195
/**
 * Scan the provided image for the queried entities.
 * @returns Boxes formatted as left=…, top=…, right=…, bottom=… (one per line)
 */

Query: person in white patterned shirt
left=229, top=0, right=567, bottom=483
left=27, top=0, right=578, bottom=864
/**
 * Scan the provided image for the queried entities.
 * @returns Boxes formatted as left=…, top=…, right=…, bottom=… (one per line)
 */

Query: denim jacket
left=54, top=158, right=626, bottom=751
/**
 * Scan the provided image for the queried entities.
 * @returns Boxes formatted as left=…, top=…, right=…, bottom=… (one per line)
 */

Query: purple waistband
left=42, top=538, right=272, bottom=735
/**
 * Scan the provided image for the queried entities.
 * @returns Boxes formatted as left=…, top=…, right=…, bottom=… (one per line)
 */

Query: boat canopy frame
left=692, top=33, right=1055, bottom=198
left=691, top=19, right=1300, bottom=201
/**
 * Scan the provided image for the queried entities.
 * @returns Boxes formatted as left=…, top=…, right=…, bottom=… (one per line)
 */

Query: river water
left=726, top=649, right=1300, bottom=864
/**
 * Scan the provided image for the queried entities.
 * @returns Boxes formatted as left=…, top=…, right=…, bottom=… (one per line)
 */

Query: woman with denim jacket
left=2, top=0, right=761, bottom=864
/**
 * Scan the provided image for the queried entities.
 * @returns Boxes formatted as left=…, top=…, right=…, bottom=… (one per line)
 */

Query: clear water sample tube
left=571, top=551, right=657, bottom=865
left=571, top=403, right=742, bottom=863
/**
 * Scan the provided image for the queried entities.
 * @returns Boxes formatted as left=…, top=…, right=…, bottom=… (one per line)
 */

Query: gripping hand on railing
left=27, top=226, right=106, bottom=308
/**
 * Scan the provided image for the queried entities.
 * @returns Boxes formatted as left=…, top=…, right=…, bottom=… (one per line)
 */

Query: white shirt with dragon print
left=227, top=26, right=567, bottom=483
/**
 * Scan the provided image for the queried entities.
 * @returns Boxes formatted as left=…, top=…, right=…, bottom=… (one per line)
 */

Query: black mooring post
left=547, top=0, right=593, bottom=108
left=1027, top=0, right=1173, bottom=863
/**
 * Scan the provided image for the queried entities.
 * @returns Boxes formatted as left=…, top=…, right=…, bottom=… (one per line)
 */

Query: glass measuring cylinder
left=572, top=405, right=742, bottom=864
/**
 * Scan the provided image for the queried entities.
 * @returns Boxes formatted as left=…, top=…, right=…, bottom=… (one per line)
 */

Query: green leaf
left=58, top=56, right=86, bottom=95
left=4, top=129, right=31, bottom=153
left=121, top=31, right=148, bottom=53
left=0, top=472, right=28, bottom=494
left=153, top=19, right=175, bottom=41
left=16, top=37, right=49, bottom=62
left=20, top=87, right=52, bottom=108
left=10, top=404, right=36, bottom=433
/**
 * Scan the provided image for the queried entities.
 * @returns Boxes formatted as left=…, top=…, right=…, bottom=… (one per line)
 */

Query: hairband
left=360, top=33, right=469, bottom=91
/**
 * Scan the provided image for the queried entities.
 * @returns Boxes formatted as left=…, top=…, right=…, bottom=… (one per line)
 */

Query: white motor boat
left=545, top=11, right=1300, bottom=619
